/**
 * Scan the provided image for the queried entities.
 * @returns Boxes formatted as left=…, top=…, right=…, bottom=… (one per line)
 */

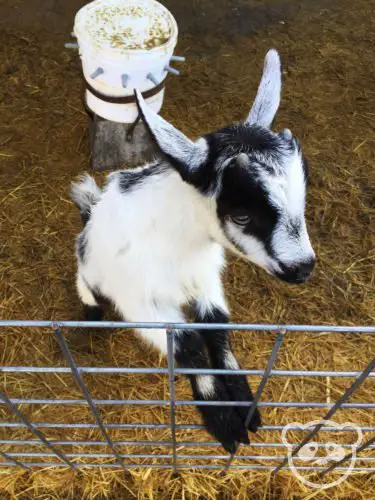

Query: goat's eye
left=230, top=214, right=251, bottom=226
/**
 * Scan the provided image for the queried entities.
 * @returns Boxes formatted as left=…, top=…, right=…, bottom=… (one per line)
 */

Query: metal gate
left=0, top=320, right=374, bottom=477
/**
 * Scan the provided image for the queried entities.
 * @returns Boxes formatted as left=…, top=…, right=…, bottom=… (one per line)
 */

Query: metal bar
left=223, top=329, right=285, bottom=473
left=0, top=398, right=168, bottom=405
left=90, top=67, right=104, bottom=79
left=0, top=462, right=373, bottom=471
left=176, top=368, right=375, bottom=377
left=1, top=398, right=375, bottom=408
left=53, top=327, right=126, bottom=471
left=0, top=391, right=76, bottom=470
left=166, top=330, right=177, bottom=474
left=5, top=452, right=375, bottom=462
left=164, top=65, right=180, bottom=76
left=147, top=73, right=159, bottom=86
left=170, top=55, right=186, bottom=62
left=0, top=422, right=204, bottom=430
left=121, top=74, right=129, bottom=88
left=2, top=439, right=375, bottom=449
left=64, top=42, right=79, bottom=49
left=5, top=453, right=169, bottom=459
left=244, top=331, right=285, bottom=430
left=0, top=367, right=169, bottom=374
left=321, top=434, right=375, bottom=477
left=262, top=425, right=375, bottom=432
left=1, top=366, right=374, bottom=377
left=274, top=355, right=375, bottom=474
left=0, top=450, right=30, bottom=470
left=1, top=422, right=374, bottom=432
left=1, top=320, right=374, bottom=333
left=0, top=439, right=173, bottom=447
left=252, top=402, right=375, bottom=408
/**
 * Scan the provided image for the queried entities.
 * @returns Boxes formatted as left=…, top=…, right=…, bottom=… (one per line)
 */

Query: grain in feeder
left=70, top=0, right=183, bottom=170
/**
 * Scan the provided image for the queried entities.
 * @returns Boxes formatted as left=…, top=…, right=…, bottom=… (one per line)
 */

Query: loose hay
left=0, top=0, right=375, bottom=497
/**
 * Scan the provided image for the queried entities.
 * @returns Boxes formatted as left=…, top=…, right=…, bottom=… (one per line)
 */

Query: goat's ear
left=134, top=89, right=208, bottom=181
left=245, top=49, right=281, bottom=128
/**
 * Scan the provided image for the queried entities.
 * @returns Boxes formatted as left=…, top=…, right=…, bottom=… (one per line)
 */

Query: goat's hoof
left=222, top=429, right=250, bottom=455
left=246, top=405, right=261, bottom=433
left=222, top=374, right=262, bottom=434
left=213, top=415, right=250, bottom=455
left=195, top=377, right=251, bottom=454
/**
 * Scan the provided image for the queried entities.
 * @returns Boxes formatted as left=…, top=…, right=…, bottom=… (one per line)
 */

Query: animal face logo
left=281, top=420, right=363, bottom=489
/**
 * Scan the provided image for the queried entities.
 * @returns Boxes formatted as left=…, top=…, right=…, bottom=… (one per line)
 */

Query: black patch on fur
left=83, top=304, right=103, bottom=322
left=174, top=330, right=210, bottom=369
left=118, top=163, right=168, bottom=193
left=287, top=220, right=301, bottom=238
left=293, top=137, right=309, bottom=185
left=76, top=232, right=88, bottom=263
left=71, top=196, right=92, bottom=227
left=194, top=306, right=230, bottom=367
left=216, top=159, right=279, bottom=257
left=79, top=279, right=110, bottom=328
left=91, top=286, right=110, bottom=308
left=302, top=155, right=309, bottom=186
left=210, top=124, right=286, bottom=159
left=80, top=209, right=91, bottom=226
left=189, top=124, right=290, bottom=196
left=194, top=305, right=261, bottom=434
left=81, top=277, right=111, bottom=309
left=157, top=124, right=284, bottom=195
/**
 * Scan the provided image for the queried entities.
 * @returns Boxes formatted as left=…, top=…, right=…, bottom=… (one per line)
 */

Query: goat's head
left=135, top=49, right=315, bottom=284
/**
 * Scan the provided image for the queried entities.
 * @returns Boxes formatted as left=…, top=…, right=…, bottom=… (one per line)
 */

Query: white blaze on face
left=272, top=220, right=313, bottom=267
left=266, top=149, right=315, bottom=267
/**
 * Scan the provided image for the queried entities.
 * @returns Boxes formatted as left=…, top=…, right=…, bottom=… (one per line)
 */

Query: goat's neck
left=158, top=169, right=224, bottom=247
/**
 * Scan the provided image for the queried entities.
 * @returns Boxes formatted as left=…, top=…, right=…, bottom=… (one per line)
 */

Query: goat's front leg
left=129, top=302, right=250, bottom=453
left=194, top=288, right=261, bottom=436
left=174, top=329, right=250, bottom=452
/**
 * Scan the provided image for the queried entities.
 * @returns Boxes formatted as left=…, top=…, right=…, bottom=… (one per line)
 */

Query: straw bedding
left=0, top=0, right=374, bottom=497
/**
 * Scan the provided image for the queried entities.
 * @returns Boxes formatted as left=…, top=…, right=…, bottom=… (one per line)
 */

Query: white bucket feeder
left=67, top=0, right=184, bottom=170
left=73, top=0, right=180, bottom=123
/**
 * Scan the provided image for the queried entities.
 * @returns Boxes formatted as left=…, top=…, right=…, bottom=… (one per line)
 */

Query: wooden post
left=87, top=109, right=159, bottom=172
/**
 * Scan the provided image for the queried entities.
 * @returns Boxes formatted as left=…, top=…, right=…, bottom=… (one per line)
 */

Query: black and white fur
left=71, top=50, right=315, bottom=452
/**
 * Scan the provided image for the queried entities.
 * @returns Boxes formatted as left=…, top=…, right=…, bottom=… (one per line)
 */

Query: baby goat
left=71, top=49, right=315, bottom=452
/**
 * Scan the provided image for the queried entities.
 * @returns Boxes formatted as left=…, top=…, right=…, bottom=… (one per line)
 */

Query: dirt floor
left=0, top=0, right=375, bottom=498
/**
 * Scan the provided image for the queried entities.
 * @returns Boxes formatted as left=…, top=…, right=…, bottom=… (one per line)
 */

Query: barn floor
left=0, top=0, right=374, bottom=498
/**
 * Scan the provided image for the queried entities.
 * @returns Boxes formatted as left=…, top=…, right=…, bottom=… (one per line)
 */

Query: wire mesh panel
left=0, top=320, right=374, bottom=475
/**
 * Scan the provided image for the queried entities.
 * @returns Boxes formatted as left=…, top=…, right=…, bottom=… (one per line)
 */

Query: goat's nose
left=296, top=258, right=316, bottom=279
left=276, top=257, right=316, bottom=284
